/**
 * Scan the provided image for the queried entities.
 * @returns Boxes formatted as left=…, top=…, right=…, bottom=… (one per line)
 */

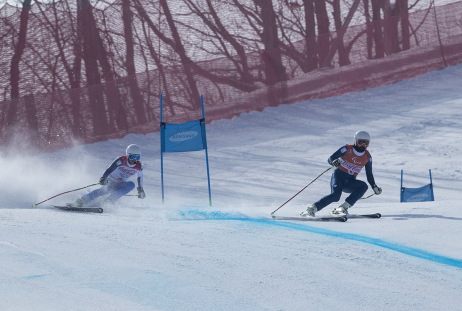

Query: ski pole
left=271, top=166, right=334, bottom=215
left=361, top=193, right=375, bottom=200
left=32, top=183, right=100, bottom=207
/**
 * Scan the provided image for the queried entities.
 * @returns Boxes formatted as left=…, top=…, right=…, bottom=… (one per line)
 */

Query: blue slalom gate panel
left=161, top=119, right=207, bottom=153
left=400, top=170, right=434, bottom=203
left=400, top=184, right=434, bottom=202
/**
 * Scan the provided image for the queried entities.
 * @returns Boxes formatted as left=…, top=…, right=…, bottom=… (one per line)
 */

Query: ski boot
left=332, top=201, right=351, bottom=215
left=68, top=197, right=85, bottom=208
left=300, top=204, right=317, bottom=217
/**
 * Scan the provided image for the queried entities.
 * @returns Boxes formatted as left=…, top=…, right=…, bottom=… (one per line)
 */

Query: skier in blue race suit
left=301, top=131, right=382, bottom=217
left=71, top=144, right=146, bottom=207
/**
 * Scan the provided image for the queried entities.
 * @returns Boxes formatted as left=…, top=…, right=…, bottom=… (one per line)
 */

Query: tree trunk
left=66, top=0, right=87, bottom=139
left=383, top=0, right=401, bottom=55
left=10, top=0, right=32, bottom=100
left=364, top=0, right=374, bottom=59
left=314, top=0, right=330, bottom=66
left=79, top=1, right=110, bottom=136
left=258, top=0, right=287, bottom=85
left=7, top=0, right=32, bottom=134
left=332, top=0, right=351, bottom=66
left=303, top=0, right=318, bottom=71
left=371, top=0, right=385, bottom=58
left=73, top=0, right=87, bottom=90
left=204, top=0, right=254, bottom=84
left=122, top=0, right=147, bottom=125
left=256, top=0, right=287, bottom=106
left=396, top=0, right=410, bottom=50
left=160, top=0, right=201, bottom=110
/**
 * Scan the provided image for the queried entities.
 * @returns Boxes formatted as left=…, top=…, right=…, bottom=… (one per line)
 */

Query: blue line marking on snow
left=22, top=274, right=49, bottom=280
left=247, top=219, right=462, bottom=269
left=176, top=209, right=248, bottom=220
left=174, top=209, right=462, bottom=268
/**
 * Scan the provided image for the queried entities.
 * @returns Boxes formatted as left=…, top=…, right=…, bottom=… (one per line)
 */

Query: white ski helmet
left=126, top=144, right=141, bottom=161
left=354, top=131, right=370, bottom=146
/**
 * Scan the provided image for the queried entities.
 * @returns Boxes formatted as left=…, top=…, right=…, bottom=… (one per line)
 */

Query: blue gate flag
left=161, top=119, right=207, bottom=153
left=400, top=170, right=435, bottom=203
left=401, top=184, right=434, bottom=202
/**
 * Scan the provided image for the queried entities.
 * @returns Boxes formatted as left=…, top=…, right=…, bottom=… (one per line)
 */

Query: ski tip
left=375, top=213, right=382, bottom=218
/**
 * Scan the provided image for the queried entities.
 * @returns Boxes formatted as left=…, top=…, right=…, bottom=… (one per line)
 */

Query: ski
left=271, top=215, right=347, bottom=222
left=53, top=206, right=103, bottom=213
left=347, top=213, right=381, bottom=219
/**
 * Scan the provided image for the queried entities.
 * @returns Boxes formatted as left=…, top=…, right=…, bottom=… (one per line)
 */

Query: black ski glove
left=331, top=158, right=343, bottom=167
left=99, top=177, right=108, bottom=185
left=137, top=187, right=146, bottom=199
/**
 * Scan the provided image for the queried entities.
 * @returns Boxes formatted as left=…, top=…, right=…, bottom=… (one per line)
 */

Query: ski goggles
left=128, top=154, right=140, bottom=161
left=356, top=139, right=370, bottom=147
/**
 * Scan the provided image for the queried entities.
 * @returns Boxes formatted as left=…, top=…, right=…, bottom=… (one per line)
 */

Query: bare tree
left=134, top=0, right=202, bottom=109
left=363, top=0, right=374, bottom=59
left=303, top=0, right=319, bottom=71
left=259, top=0, right=287, bottom=84
left=227, top=0, right=287, bottom=84
left=371, top=0, right=385, bottom=58
left=6, top=0, right=33, bottom=137
left=182, top=0, right=256, bottom=87
left=78, top=0, right=117, bottom=135
left=313, top=0, right=330, bottom=66
left=10, top=0, right=32, bottom=100
left=396, top=0, right=410, bottom=50
left=277, top=0, right=332, bottom=71
left=332, top=0, right=351, bottom=66
left=121, top=0, right=147, bottom=124
left=364, top=0, right=415, bottom=59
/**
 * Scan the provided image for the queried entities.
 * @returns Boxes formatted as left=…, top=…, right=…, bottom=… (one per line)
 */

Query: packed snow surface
left=1, top=63, right=462, bottom=310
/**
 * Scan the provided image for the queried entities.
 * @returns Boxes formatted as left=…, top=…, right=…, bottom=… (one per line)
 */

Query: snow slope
left=1, top=63, right=462, bottom=310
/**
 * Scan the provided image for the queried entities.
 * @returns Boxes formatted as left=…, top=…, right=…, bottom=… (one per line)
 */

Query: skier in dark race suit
left=301, top=131, right=382, bottom=217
